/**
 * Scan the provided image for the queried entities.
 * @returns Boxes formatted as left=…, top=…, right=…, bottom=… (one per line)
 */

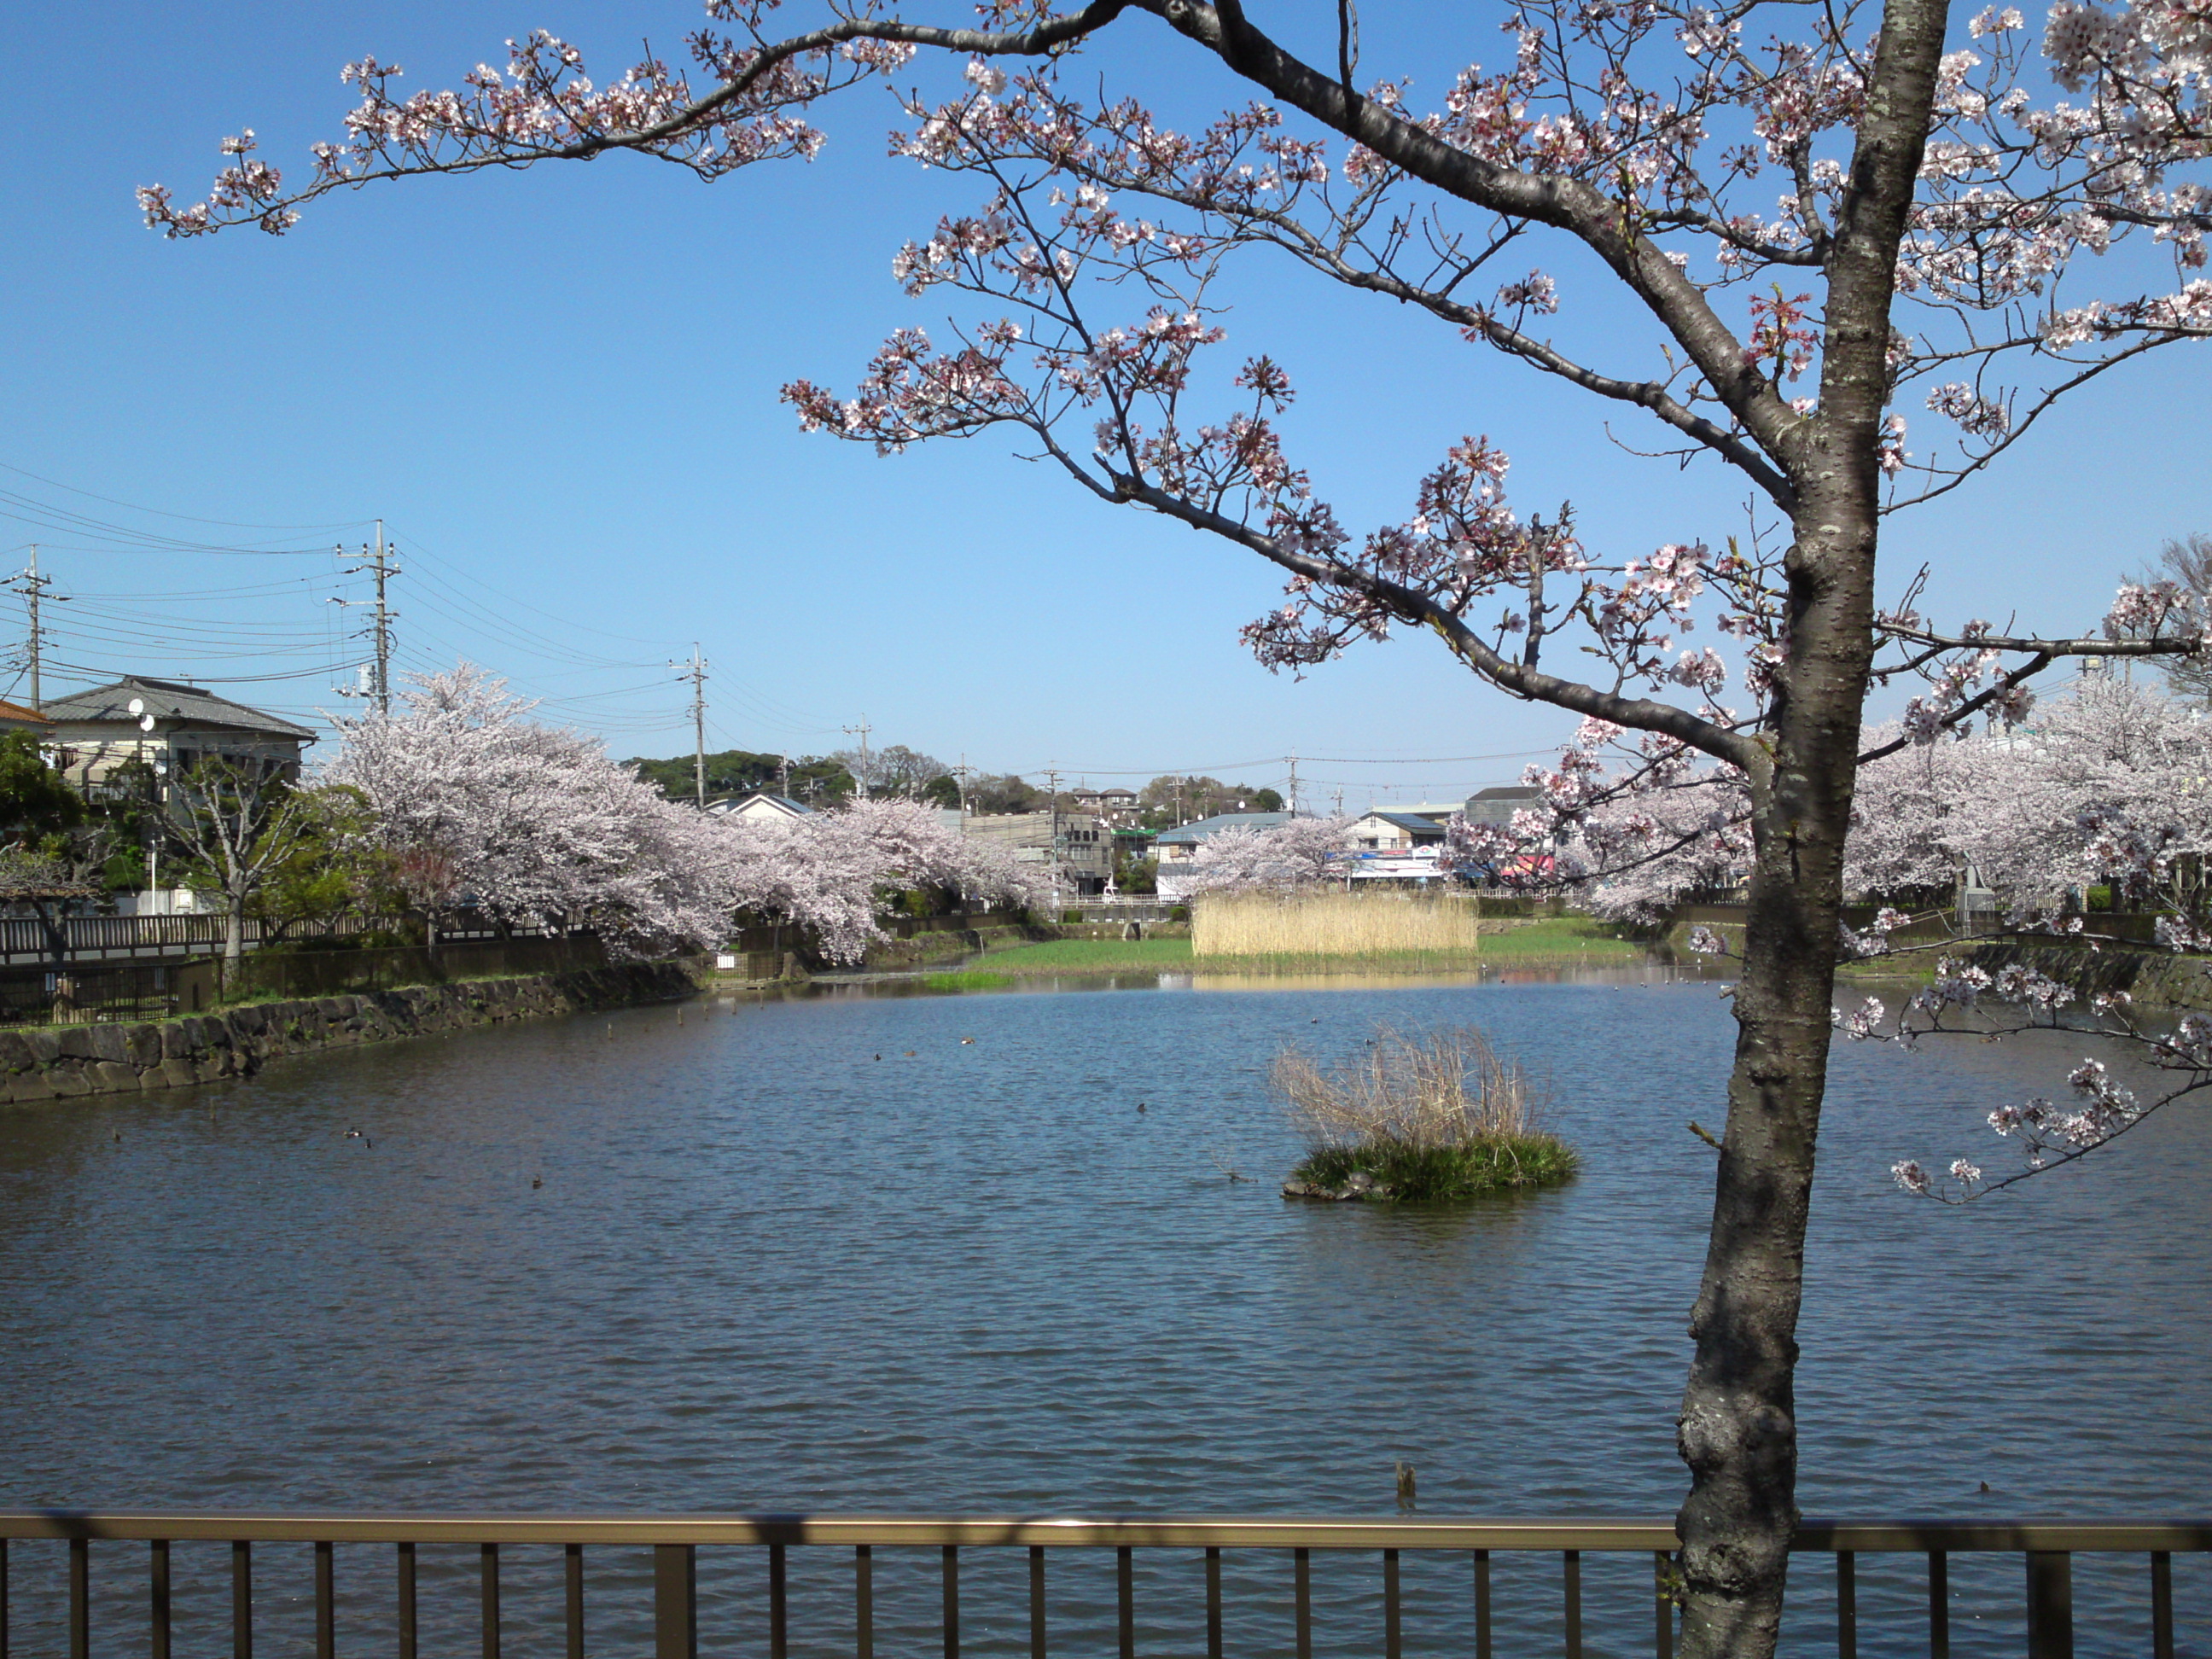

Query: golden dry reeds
left=1273, top=1024, right=1576, bottom=1197
left=1192, top=889, right=1482, bottom=958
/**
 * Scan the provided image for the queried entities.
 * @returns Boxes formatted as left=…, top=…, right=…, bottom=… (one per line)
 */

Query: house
left=1346, top=811, right=1447, bottom=853
left=0, top=700, right=53, bottom=740
left=40, top=678, right=314, bottom=796
left=1150, top=812, right=1294, bottom=864
left=1072, top=786, right=1141, bottom=826
left=1463, top=785, right=1545, bottom=826
left=707, top=791, right=818, bottom=824
left=963, top=811, right=1113, bottom=894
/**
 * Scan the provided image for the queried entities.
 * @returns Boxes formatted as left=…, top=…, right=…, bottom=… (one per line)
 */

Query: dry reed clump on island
left=1274, top=1024, right=1578, bottom=1201
left=1193, top=890, right=1484, bottom=959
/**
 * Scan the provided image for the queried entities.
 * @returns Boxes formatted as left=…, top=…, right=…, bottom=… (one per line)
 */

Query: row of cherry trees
left=325, top=666, right=1047, bottom=959
left=1451, top=674, right=2212, bottom=925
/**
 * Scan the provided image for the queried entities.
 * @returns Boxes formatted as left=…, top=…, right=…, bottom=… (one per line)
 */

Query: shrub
left=1062, top=909, right=1085, bottom=923
left=1275, top=1024, right=1577, bottom=1199
left=1168, top=905, right=1190, bottom=922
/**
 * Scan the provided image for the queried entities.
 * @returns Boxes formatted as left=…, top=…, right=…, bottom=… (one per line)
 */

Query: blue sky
left=2, top=1, right=2205, bottom=807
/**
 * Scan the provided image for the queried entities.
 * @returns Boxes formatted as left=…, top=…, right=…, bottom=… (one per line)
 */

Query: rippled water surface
left=2, top=974, right=2204, bottom=1655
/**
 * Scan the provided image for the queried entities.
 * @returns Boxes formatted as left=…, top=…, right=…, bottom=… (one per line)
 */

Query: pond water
left=0, top=970, right=2204, bottom=1656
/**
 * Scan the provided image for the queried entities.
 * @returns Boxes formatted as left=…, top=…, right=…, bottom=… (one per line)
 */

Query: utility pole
left=843, top=715, right=872, bottom=799
left=778, top=754, right=790, bottom=797
left=335, top=523, right=399, bottom=717
left=1286, top=753, right=1299, bottom=818
left=1333, top=788, right=1345, bottom=817
left=672, top=645, right=708, bottom=807
left=955, top=754, right=970, bottom=819
left=14, top=544, right=58, bottom=711
left=1046, top=768, right=1061, bottom=890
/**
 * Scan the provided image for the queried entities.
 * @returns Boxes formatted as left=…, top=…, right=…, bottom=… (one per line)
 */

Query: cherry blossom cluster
left=1161, top=815, right=1353, bottom=899
left=326, top=664, right=738, bottom=956
left=139, top=10, right=890, bottom=237
left=724, top=795, right=1049, bottom=962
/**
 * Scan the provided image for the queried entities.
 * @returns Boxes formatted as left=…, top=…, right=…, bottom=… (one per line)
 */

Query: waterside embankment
left=0, top=961, right=699, bottom=1104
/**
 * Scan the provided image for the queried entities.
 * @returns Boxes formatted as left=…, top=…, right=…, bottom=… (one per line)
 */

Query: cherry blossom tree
left=145, top=2, right=2212, bottom=1650
left=725, top=795, right=1049, bottom=962
left=1168, top=812, right=1352, bottom=897
left=327, top=665, right=736, bottom=956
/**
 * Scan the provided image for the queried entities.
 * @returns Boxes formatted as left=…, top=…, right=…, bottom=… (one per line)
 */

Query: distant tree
left=1138, top=774, right=1233, bottom=826
left=626, top=747, right=858, bottom=803
left=1249, top=788, right=1284, bottom=812
left=166, top=756, right=317, bottom=963
left=1115, top=854, right=1158, bottom=894
left=247, top=785, right=403, bottom=939
left=2131, top=533, right=2212, bottom=702
left=966, top=772, right=1041, bottom=815
left=920, top=773, right=963, bottom=809
left=0, top=732, right=83, bottom=839
left=831, top=742, right=951, bottom=797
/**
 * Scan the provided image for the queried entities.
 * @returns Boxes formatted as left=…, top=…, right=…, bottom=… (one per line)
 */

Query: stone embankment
left=1962, top=941, right=2212, bottom=1014
left=0, top=962, right=699, bottom=1104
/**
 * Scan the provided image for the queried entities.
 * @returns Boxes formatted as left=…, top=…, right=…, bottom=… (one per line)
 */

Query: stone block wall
left=0, top=962, right=700, bottom=1104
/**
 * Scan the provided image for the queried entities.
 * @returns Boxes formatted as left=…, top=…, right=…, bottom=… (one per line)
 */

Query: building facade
left=40, top=678, right=315, bottom=798
left=962, top=812, right=1113, bottom=894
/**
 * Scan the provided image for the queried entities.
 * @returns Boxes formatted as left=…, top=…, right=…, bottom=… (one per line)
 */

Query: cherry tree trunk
left=1668, top=0, right=1946, bottom=1645
left=1672, top=758, right=1853, bottom=1655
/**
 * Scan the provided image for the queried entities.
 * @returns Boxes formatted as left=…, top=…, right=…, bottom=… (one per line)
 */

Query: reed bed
left=1275, top=1023, right=1578, bottom=1200
left=1193, top=890, right=1484, bottom=958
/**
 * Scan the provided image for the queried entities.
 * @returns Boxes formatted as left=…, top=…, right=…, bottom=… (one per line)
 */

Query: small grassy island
left=1278, top=1025, right=1578, bottom=1202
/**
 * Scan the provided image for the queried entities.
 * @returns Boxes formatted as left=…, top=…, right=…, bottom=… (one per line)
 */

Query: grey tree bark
left=1672, top=1, right=1949, bottom=1650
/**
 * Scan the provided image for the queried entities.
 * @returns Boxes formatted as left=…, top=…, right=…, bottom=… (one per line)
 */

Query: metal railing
left=0, top=1511, right=2198, bottom=1659
left=0, top=911, right=564, bottom=969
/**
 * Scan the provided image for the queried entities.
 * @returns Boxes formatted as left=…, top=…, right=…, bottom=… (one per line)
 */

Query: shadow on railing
left=0, top=1511, right=2200, bottom=1659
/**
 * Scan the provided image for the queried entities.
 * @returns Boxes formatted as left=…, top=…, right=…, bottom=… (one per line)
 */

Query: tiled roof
left=1152, top=812, right=1294, bottom=846
left=1365, top=811, right=1447, bottom=834
left=0, top=699, right=51, bottom=726
left=39, top=677, right=315, bottom=741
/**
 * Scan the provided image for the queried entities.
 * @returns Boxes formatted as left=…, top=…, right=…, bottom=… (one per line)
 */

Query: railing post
left=943, top=1545, right=960, bottom=1659
left=565, top=1544, right=585, bottom=1659
left=1031, top=1546, right=1048, bottom=1659
left=856, top=1545, right=874, bottom=1659
left=1928, top=1551, right=1948, bottom=1659
left=1116, top=1546, right=1134, bottom=1659
left=770, top=1543, right=789, bottom=1659
left=480, top=1544, right=502, bottom=1659
left=315, top=1541, right=335, bottom=1659
left=1836, top=1551, right=1857, bottom=1659
left=1383, top=1548, right=1401, bottom=1659
left=67, top=1538, right=87, bottom=1659
left=1563, top=1549, right=1582, bottom=1659
left=1294, top=1548, right=1312, bottom=1659
left=151, top=1540, right=172, bottom=1659
left=2025, top=1551, right=2073, bottom=1659
left=1652, top=1551, right=1673, bottom=1659
left=654, top=1545, right=696, bottom=1659
left=2151, top=1551, right=2174, bottom=1659
left=1474, top=1550, right=1493, bottom=1659
left=1204, top=1547, right=1221, bottom=1659
left=397, top=1544, right=416, bottom=1659
left=231, top=1540, right=252, bottom=1659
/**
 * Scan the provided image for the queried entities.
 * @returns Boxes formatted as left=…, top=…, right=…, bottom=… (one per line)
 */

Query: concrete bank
left=0, top=961, right=700, bottom=1104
